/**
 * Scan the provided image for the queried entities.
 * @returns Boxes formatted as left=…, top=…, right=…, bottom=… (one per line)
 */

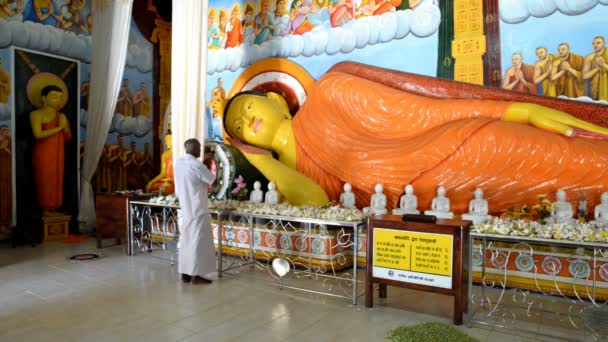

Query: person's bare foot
left=181, top=274, right=192, bottom=283
left=191, top=276, right=212, bottom=284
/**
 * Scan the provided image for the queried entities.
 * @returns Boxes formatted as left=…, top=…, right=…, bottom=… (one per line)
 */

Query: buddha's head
left=558, top=43, right=570, bottom=58
left=437, top=186, right=446, bottom=197
left=374, top=184, right=383, bottom=194
left=535, top=46, right=548, bottom=61
left=223, top=91, right=292, bottom=150
left=41, top=86, right=66, bottom=111
left=343, top=183, right=352, bottom=193
left=268, top=181, right=276, bottom=191
left=601, top=192, right=608, bottom=204
left=556, top=189, right=567, bottom=202
left=405, top=184, right=413, bottom=195
left=593, top=36, right=605, bottom=53
left=474, top=188, right=484, bottom=199
left=254, top=181, right=261, bottom=190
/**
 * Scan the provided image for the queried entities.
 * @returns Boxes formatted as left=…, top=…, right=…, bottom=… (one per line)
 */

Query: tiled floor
left=0, top=239, right=588, bottom=341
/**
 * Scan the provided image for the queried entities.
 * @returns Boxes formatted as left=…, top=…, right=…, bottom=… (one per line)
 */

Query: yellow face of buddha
left=224, top=93, right=290, bottom=150
left=42, top=91, right=66, bottom=111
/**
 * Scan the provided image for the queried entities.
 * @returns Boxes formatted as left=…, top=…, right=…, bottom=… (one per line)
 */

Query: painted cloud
left=500, top=0, right=608, bottom=24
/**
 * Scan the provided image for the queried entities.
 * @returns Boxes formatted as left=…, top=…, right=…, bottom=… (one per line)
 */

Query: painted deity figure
left=208, top=8, right=221, bottom=49
left=462, top=188, right=492, bottom=224
left=549, top=189, right=574, bottom=223
left=254, top=0, right=275, bottom=45
left=363, top=184, right=387, bottom=215
left=242, top=3, right=256, bottom=45
left=339, top=183, right=356, bottom=209
left=24, top=0, right=59, bottom=26
left=29, top=84, right=72, bottom=216
left=392, top=184, right=419, bottom=215
left=424, top=186, right=453, bottom=219
left=583, top=36, right=608, bottom=102
left=289, top=0, right=316, bottom=35
left=218, top=8, right=229, bottom=48
left=328, top=0, right=353, bottom=27
left=250, top=181, right=264, bottom=203
left=0, top=0, right=23, bottom=18
left=265, top=181, right=279, bottom=205
left=551, top=43, right=586, bottom=98
left=0, top=57, right=10, bottom=106
left=59, top=0, right=87, bottom=33
left=274, top=0, right=290, bottom=37
left=225, top=5, right=244, bottom=48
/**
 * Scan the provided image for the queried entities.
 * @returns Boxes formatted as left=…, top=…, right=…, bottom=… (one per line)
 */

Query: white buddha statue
left=340, top=183, right=356, bottom=209
left=592, top=192, right=608, bottom=227
left=424, top=186, right=454, bottom=219
left=462, top=188, right=492, bottom=224
left=392, top=184, right=419, bottom=215
left=363, top=184, right=388, bottom=215
left=549, top=189, right=574, bottom=223
left=250, top=181, right=264, bottom=203
left=264, top=182, right=279, bottom=205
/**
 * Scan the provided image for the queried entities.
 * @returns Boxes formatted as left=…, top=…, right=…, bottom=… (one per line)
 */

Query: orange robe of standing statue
left=291, top=65, right=608, bottom=214
left=33, top=113, right=72, bottom=210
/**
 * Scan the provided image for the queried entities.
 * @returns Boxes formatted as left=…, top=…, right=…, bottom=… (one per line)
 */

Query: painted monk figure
left=115, top=79, right=133, bottom=116
left=503, top=52, right=537, bottom=94
left=533, top=46, right=556, bottom=97
left=133, top=82, right=151, bottom=117
left=218, top=62, right=608, bottom=213
left=30, top=85, right=72, bottom=216
left=583, top=36, right=608, bottom=102
left=551, top=43, right=586, bottom=98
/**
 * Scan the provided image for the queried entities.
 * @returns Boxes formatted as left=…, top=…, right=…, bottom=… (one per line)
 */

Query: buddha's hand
left=59, top=115, right=68, bottom=130
left=503, top=103, right=608, bottom=138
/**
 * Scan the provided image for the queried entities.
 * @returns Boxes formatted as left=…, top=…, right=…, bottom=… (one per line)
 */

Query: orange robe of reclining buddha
left=292, top=66, right=608, bottom=214
left=33, top=113, right=72, bottom=211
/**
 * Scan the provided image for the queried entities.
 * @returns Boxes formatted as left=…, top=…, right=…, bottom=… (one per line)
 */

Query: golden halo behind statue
left=220, top=58, right=315, bottom=145
left=26, top=72, right=69, bottom=109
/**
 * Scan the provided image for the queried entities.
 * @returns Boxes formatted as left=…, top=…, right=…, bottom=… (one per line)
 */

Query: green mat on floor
left=386, top=322, right=478, bottom=342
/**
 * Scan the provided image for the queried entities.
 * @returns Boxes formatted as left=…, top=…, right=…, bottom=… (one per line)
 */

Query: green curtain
left=436, top=0, right=454, bottom=80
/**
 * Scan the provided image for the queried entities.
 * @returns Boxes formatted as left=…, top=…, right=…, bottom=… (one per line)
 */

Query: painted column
left=451, top=0, right=486, bottom=85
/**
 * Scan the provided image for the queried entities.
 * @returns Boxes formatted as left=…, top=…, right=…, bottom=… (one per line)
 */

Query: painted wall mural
left=0, top=47, right=11, bottom=238
left=206, top=0, right=441, bottom=142
left=0, top=1, right=156, bottom=237
left=500, top=0, right=608, bottom=104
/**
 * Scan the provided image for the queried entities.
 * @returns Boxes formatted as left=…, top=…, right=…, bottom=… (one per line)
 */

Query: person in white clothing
left=174, top=139, right=217, bottom=284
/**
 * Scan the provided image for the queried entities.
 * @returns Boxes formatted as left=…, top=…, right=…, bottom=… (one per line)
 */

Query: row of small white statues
left=344, top=183, right=608, bottom=226
left=248, top=180, right=608, bottom=226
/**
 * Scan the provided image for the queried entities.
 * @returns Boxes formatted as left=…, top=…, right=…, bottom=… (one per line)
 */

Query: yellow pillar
left=451, top=0, right=486, bottom=85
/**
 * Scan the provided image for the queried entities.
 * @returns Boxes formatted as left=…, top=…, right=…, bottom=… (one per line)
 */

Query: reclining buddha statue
left=214, top=61, right=608, bottom=213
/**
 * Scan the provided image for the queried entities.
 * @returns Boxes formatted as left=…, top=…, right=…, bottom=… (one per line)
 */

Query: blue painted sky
left=501, top=4, right=608, bottom=74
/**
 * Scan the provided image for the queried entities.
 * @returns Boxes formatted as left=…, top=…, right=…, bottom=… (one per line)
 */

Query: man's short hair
left=511, top=52, right=523, bottom=59
left=535, top=46, right=547, bottom=52
left=184, top=138, right=201, bottom=152
left=558, top=42, right=570, bottom=49
left=594, top=36, right=606, bottom=43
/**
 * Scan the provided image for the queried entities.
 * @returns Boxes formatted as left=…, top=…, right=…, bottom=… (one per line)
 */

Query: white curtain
left=171, top=0, right=208, bottom=160
left=78, top=0, right=133, bottom=229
